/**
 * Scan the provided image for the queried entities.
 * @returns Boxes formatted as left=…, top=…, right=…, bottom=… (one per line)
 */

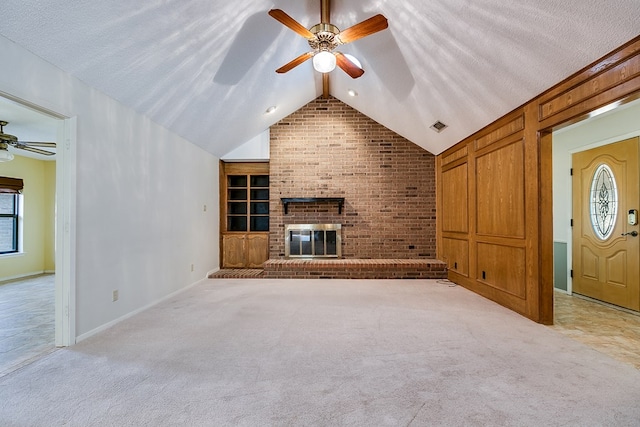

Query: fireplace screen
left=285, top=224, right=342, bottom=258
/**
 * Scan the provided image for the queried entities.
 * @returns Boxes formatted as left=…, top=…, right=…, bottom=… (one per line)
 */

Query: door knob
left=621, top=231, right=639, bottom=237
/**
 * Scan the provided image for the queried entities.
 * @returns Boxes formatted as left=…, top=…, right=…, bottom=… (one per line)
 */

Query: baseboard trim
left=0, top=270, right=49, bottom=284
left=75, top=278, right=207, bottom=343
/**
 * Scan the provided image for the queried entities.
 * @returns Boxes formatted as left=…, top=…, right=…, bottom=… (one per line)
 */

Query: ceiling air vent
left=430, top=120, right=448, bottom=133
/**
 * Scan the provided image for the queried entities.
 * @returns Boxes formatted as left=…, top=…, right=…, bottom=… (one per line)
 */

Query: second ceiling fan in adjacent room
left=0, top=120, right=56, bottom=162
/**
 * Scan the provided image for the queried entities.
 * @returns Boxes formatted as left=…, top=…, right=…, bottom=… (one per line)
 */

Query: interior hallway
left=0, top=274, right=55, bottom=376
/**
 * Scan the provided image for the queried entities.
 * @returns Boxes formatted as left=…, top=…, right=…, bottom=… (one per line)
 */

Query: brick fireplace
left=269, top=97, right=437, bottom=262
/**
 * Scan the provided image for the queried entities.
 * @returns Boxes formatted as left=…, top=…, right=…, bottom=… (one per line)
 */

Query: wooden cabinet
left=222, top=233, right=269, bottom=268
left=220, top=162, right=269, bottom=268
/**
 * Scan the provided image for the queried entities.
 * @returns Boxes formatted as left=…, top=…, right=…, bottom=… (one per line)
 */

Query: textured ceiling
left=0, top=1, right=638, bottom=156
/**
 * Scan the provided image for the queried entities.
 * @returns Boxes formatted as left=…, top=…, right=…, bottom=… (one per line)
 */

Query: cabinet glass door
left=226, top=174, right=269, bottom=232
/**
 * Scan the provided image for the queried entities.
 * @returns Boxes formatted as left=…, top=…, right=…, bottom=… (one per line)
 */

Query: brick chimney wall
left=269, top=97, right=436, bottom=259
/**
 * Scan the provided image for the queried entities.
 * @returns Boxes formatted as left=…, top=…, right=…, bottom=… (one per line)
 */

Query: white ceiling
left=0, top=1, right=638, bottom=156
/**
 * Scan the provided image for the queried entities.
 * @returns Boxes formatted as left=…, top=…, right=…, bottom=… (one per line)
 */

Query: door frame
left=55, top=116, right=77, bottom=346
left=541, top=92, right=640, bottom=320
left=0, top=91, right=77, bottom=346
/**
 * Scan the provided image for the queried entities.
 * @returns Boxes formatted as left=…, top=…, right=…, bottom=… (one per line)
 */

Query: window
left=0, top=193, right=19, bottom=254
left=590, top=163, right=618, bottom=240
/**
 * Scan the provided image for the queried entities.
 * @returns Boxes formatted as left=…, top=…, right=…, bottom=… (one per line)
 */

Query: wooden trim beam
left=323, top=74, right=330, bottom=98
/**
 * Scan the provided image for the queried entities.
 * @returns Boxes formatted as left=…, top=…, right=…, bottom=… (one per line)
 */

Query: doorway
left=553, top=97, right=640, bottom=303
left=550, top=97, right=640, bottom=361
left=0, top=93, right=75, bottom=370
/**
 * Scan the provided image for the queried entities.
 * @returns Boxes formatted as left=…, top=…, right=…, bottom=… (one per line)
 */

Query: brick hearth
left=263, top=259, right=447, bottom=279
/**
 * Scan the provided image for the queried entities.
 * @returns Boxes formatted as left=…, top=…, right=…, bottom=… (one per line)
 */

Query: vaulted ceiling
left=0, top=1, right=638, bottom=156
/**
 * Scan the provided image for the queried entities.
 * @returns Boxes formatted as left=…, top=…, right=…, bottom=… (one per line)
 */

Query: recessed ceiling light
left=348, top=89, right=358, bottom=97
left=430, top=120, right=448, bottom=133
left=265, top=106, right=277, bottom=114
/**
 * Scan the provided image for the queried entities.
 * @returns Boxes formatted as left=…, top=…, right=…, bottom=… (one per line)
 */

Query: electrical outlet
left=191, top=264, right=194, bottom=272
left=112, top=290, right=119, bottom=302
left=203, top=204, right=207, bottom=212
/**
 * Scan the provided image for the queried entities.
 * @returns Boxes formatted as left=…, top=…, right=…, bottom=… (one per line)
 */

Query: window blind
left=0, top=176, right=24, bottom=194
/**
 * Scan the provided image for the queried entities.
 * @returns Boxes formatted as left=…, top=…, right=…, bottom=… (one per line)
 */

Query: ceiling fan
left=269, top=0, right=388, bottom=96
left=0, top=120, right=56, bottom=162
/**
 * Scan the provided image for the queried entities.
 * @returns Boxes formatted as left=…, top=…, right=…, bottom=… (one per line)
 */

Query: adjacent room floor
left=0, top=274, right=55, bottom=377
left=550, top=290, right=640, bottom=369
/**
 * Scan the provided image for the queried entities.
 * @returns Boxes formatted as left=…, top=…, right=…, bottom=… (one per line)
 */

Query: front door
left=572, top=137, right=640, bottom=311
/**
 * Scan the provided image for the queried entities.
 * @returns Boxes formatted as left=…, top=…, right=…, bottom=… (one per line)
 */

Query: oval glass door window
left=590, top=163, right=618, bottom=240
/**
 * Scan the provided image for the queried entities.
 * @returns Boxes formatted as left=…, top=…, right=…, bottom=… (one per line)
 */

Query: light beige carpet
left=1, top=279, right=639, bottom=426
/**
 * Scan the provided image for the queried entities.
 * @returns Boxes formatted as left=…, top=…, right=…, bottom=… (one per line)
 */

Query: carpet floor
left=1, top=279, right=639, bottom=426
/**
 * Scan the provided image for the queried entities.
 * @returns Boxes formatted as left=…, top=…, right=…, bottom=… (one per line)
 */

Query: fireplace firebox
left=285, top=224, right=342, bottom=258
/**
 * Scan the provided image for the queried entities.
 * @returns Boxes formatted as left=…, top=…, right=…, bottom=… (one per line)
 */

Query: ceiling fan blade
left=16, top=141, right=56, bottom=148
left=14, top=143, right=55, bottom=156
left=336, top=14, right=388, bottom=44
left=335, top=52, right=365, bottom=78
left=269, top=9, right=314, bottom=39
left=276, top=52, right=314, bottom=73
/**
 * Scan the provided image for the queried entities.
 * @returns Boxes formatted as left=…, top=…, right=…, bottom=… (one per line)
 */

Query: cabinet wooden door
left=222, top=234, right=246, bottom=268
left=246, top=234, right=269, bottom=268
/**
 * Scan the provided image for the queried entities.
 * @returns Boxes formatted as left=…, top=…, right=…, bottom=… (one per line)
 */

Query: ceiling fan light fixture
left=313, top=51, right=336, bottom=73
left=0, top=143, right=14, bottom=162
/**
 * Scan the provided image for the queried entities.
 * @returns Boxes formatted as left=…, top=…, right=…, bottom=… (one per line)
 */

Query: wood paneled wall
left=437, top=36, right=640, bottom=324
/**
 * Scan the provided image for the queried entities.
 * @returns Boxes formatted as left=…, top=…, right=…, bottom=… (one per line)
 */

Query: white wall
left=0, top=35, right=220, bottom=339
left=552, top=99, right=640, bottom=292
left=221, top=129, right=270, bottom=161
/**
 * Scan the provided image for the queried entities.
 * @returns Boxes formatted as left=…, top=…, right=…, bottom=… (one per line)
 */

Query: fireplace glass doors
left=285, top=224, right=342, bottom=258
